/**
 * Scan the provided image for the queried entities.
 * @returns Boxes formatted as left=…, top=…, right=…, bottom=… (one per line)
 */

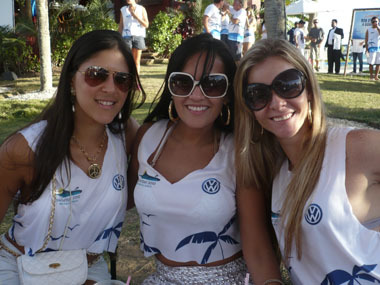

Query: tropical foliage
left=146, top=10, right=184, bottom=58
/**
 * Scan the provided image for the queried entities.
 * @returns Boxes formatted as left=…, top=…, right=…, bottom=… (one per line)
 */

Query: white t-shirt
left=367, top=27, right=380, bottom=53
left=351, top=39, right=364, bottom=53
left=272, top=127, right=380, bottom=284
left=204, top=4, right=222, bottom=39
left=120, top=4, right=146, bottom=38
left=228, top=6, right=247, bottom=43
left=294, top=27, right=305, bottom=49
left=134, top=120, right=241, bottom=264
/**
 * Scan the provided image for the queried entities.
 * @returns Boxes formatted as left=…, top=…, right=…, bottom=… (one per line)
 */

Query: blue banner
left=352, top=9, right=380, bottom=39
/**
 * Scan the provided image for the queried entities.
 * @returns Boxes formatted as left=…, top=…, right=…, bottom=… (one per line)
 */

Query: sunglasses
left=244, top=69, right=306, bottom=111
left=77, top=66, right=133, bottom=92
left=168, top=72, right=229, bottom=98
left=372, top=21, right=378, bottom=23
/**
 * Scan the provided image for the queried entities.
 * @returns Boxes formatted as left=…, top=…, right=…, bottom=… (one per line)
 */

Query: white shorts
left=0, top=234, right=110, bottom=284
left=367, top=52, right=380, bottom=65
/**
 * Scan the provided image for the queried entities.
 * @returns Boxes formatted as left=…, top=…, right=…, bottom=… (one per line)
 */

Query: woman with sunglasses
left=0, top=30, right=145, bottom=284
left=128, top=33, right=281, bottom=284
left=234, top=38, right=380, bottom=284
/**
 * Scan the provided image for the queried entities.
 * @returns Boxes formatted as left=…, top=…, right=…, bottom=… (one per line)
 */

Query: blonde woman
left=234, top=39, right=380, bottom=284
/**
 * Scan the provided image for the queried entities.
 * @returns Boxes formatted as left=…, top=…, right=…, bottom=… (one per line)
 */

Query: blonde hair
left=234, top=39, right=327, bottom=259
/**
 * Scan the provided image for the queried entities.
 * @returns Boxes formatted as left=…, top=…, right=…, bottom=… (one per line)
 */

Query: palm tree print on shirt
left=140, top=232, right=161, bottom=254
left=321, top=264, right=380, bottom=284
left=175, top=216, right=239, bottom=264
left=94, top=221, right=123, bottom=251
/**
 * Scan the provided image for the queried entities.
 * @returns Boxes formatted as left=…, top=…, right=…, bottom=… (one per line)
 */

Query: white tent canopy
left=286, top=0, right=332, bottom=15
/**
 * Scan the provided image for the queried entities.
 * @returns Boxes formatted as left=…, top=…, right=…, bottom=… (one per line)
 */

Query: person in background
left=220, top=2, right=230, bottom=45
left=234, top=38, right=380, bottom=284
left=0, top=30, right=145, bottom=284
left=203, top=0, right=225, bottom=40
left=118, top=0, right=149, bottom=74
left=351, top=39, right=365, bottom=74
left=307, top=18, right=324, bottom=72
left=365, top=16, right=380, bottom=80
left=128, top=33, right=282, bottom=284
left=294, top=20, right=306, bottom=57
left=287, top=22, right=297, bottom=45
left=325, top=19, right=344, bottom=74
left=243, top=0, right=257, bottom=55
left=227, top=0, right=247, bottom=61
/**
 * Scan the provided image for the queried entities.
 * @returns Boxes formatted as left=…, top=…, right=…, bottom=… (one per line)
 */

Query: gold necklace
left=71, top=130, right=107, bottom=179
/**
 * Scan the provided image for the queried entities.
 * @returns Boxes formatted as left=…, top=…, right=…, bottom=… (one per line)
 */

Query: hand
left=129, top=5, right=136, bottom=15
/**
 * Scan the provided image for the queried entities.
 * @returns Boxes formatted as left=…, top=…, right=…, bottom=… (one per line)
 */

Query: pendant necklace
left=71, top=129, right=107, bottom=179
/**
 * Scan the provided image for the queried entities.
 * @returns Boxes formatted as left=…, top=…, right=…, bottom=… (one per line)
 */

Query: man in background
left=308, top=18, right=324, bottom=72
left=325, top=19, right=344, bottom=74
left=227, top=0, right=247, bottom=61
left=287, top=22, right=298, bottom=45
left=203, top=0, right=225, bottom=40
left=365, top=16, right=380, bottom=80
left=294, top=20, right=306, bottom=57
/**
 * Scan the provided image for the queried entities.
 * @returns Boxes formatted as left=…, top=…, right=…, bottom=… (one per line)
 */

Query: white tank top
left=9, top=121, right=128, bottom=255
left=367, top=27, right=380, bottom=53
left=120, top=4, right=146, bottom=38
left=272, top=127, right=380, bottom=284
left=134, top=120, right=241, bottom=264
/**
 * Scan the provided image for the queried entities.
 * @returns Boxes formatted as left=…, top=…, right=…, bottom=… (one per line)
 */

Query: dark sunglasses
left=77, top=66, right=133, bottom=92
left=168, top=72, right=229, bottom=98
left=244, top=69, right=306, bottom=111
left=372, top=20, right=378, bottom=23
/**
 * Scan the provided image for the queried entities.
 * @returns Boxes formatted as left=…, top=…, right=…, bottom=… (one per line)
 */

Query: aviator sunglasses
left=244, top=68, right=306, bottom=111
left=168, top=72, right=229, bottom=98
left=77, top=66, right=133, bottom=92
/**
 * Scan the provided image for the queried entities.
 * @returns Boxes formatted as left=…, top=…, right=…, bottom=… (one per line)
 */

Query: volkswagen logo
left=113, top=174, right=125, bottom=191
left=305, top=203, right=323, bottom=225
left=202, top=178, right=221, bottom=194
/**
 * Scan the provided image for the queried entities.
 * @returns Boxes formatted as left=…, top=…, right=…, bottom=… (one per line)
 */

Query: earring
left=308, top=101, right=313, bottom=125
left=71, top=86, right=76, bottom=113
left=168, top=100, right=179, bottom=122
left=220, top=104, right=231, bottom=126
left=118, top=112, right=122, bottom=120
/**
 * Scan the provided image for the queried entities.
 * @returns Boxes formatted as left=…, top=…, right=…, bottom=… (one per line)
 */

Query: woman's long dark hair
left=23, top=30, right=145, bottom=203
left=145, top=33, right=236, bottom=134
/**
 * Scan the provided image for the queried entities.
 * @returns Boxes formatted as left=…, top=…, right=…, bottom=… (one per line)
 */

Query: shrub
left=146, top=9, right=185, bottom=58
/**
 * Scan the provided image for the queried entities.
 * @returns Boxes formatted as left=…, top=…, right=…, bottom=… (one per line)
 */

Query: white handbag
left=17, top=249, right=87, bottom=285
left=16, top=175, right=88, bottom=285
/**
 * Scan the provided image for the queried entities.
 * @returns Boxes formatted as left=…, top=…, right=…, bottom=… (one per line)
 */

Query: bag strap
left=37, top=174, right=57, bottom=253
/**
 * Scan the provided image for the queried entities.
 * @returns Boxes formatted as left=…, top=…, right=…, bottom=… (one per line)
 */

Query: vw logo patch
left=112, top=174, right=125, bottom=191
left=304, top=203, right=323, bottom=225
left=202, top=178, right=220, bottom=194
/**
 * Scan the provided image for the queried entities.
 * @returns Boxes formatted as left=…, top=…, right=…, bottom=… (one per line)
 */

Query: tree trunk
left=264, top=0, right=286, bottom=40
left=36, top=0, right=53, bottom=91
left=26, top=0, right=33, bottom=22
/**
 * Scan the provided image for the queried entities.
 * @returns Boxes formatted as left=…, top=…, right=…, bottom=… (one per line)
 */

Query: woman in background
left=118, top=0, right=149, bottom=74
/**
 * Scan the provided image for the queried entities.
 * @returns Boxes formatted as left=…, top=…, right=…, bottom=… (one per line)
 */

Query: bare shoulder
left=0, top=133, right=33, bottom=200
left=134, top=122, right=155, bottom=147
left=346, top=128, right=380, bottom=170
left=0, top=133, right=33, bottom=166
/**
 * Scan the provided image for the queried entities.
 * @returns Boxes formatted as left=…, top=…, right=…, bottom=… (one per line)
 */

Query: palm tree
left=175, top=216, right=239, bottom=264
left=36, top=0, right=53, bottom=91
left=264, top=0, right=287, bottom=39
left=321, top=264, right=380, bottom=284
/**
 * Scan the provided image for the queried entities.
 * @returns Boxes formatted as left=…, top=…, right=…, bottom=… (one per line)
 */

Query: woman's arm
left=0, top=134, right=32, bottom=222
left=129, top=6, right=149, bottom=28
left=237, top=185, right=282, bottom=284
left=126, top=122, right=152, bottom=210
